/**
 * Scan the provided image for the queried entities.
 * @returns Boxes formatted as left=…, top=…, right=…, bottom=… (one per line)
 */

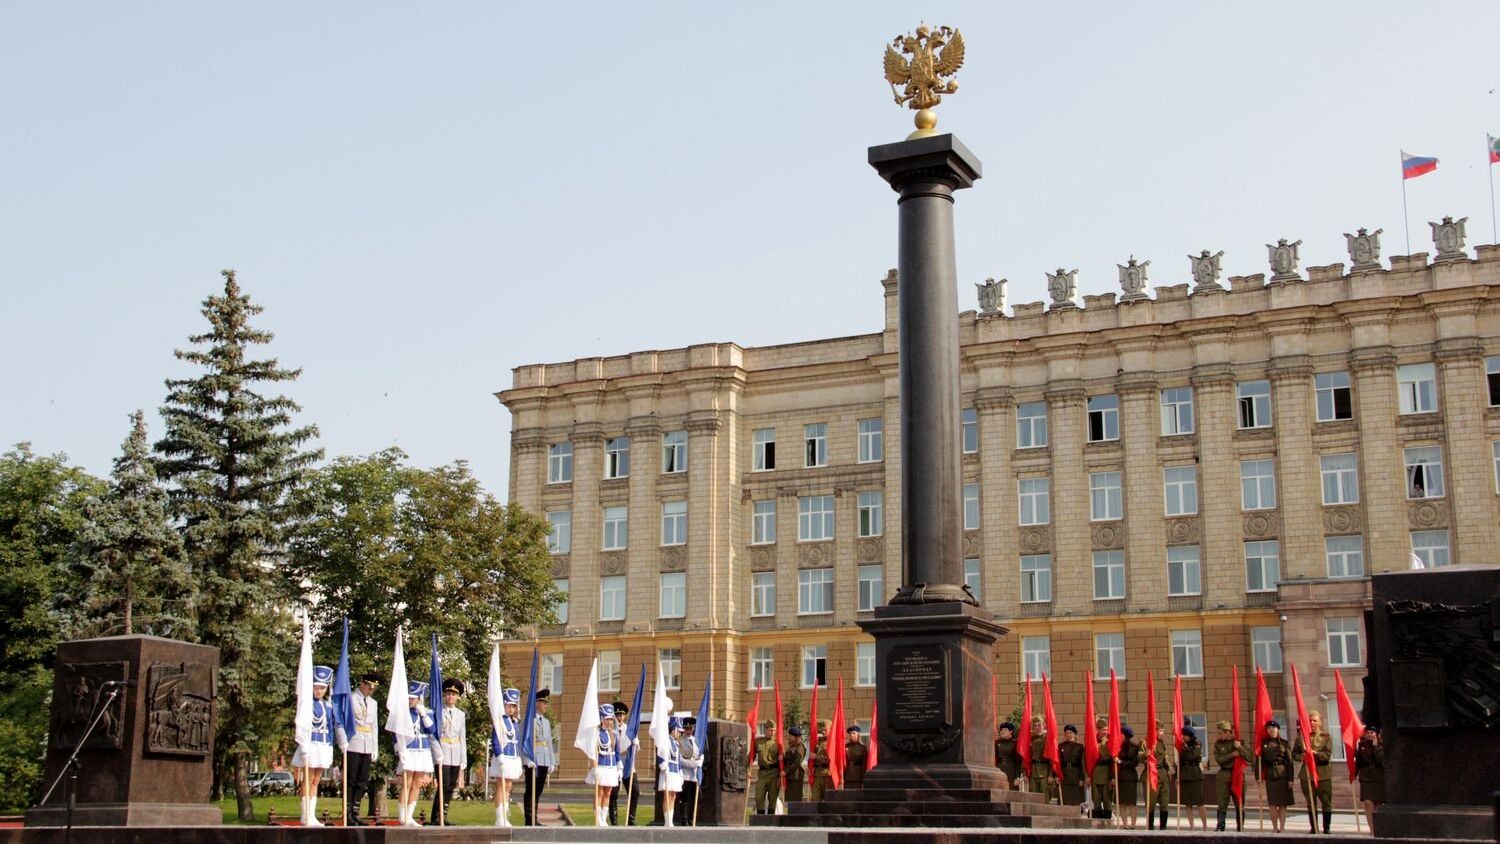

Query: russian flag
left=1489, top=135, right=1500, bottom=165
left=1401, top=150, right=1438, bottom=180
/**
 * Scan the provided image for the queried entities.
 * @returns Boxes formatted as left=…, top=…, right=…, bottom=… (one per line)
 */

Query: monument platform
left=751, top=790, right=1096, bottom=829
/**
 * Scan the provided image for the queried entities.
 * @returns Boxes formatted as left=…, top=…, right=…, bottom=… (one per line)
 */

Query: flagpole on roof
left=1401, top=151, right=1411, bottom=254
left=1488, top=135, right=1497, bottom=245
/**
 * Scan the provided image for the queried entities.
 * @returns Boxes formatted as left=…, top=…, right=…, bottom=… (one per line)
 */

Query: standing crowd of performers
left=751, top=720, right=872, bottom=812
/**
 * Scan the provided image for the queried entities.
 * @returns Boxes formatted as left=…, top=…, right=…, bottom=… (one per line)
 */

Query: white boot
left=405, top=802, right=421, bottom=827
left=306, top=798, right=323, bottom=827
left=665, top=809, right=674, bottom=828
left=298, top=797, right=308, bottom=825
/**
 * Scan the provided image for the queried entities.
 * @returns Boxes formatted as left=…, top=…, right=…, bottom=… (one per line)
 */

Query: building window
left=1089, top=471, right=1123, bottom=521
left=599, top=575, right=627, bottom=621
left=1022, top=636, right=1051, bottom=681
left=1315, top=372, right=1353, bottom=422
left=798, top=568, right=834, bottom=615
left=1494, top=442, right=1500, bottom=492
left=602, top=506, right=629, bottom=550
left=1397, top=362, right=1437, bottom=415
left=856, top=643, right=876, bottom=687
left=659, top=572, right=686, bottom=619
left=553, top=578, right=569, bottom=625
left=1328, top=699, right=1358, bottom=763
left=659, top=648, right=682, bottom=690
left=1092, top=550, right=1125, bottom=600
left=1164, top=465, right=1198, bottom=516
left=661, top=500, right=687, bottom=546
left=1241, top=459, right=1277, bottom=510
left=1020, top=554, right=1052, bottom=603
left=751, top=571, right=776, bottom=617
left=1245, top=540, right=1281, bottom=593
left=541, top=653, right=564, bottom=694
left=798, top=495, right=835, bottom=541
left=1095, top=632, right=1125, bottom=678
left=801, top=645, right=827, bottom=688
left=1087, top=395, right=1120, bottom=442
left=749, top=647, right=774, bottom=689
left=1326, top=535, right=1365, bottom=578
left=546, top=510, right=571, bottom=554
left=964, top=558, right=982, bottom=596
left=599, top=650, right=621, bottom=692
left=857, top=564, right=884, bottom=612
left=962, top=483, right=980, bottom=530
left=662, top=430, right=687, bottom=473
left=1411, top=529, right=1451, bottom=568
left=1018, top=477, right=1050, bottom=525
left=1168, top=545, right=1201, bottom=596
left=858, top=491, right=884, bottom=537
left=1487, top=357, right=1500, bottom=407
left=1404, top=446, right=1445, bottom=498
left=1237, top=380, right=1272, bottom=428
left=604, top=437, right=630, bottom=479
left=962, top=407, right=979, bottom=453
left=547, top=443, right=573, bottom=483
left=1327, top=618, right=1363, bottom=667
left=1252, top=627, right=1283, bottom=673
left=1017, top=401, right=1048, bottom=448
left=1160, top=387, right=1195, bottom=435
left=753, top=427, right=776, bottom=471
left=1321, top=453, right=1359, bottom=505
left=1171, top=630, right=1204, bottom=677
left=751, top=499, right=777, bottom=545
left=804, top=423, right=828, bottom=468
left=858, top=418, right=883, bottom=463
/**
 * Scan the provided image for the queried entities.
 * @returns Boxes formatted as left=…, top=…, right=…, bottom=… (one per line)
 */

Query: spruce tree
left=67, top=411, right=192, bottom=639
left=155, top=270, right=321, bottom=819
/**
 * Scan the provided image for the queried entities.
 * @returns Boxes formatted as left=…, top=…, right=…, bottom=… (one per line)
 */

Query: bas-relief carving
left=1117, top=256, right=1150, bottom=302
left=1165, top=518, right=1201, bottom=545
left=1408, top=500, right=1450, bottom=529
left=1243, top=511, right=1280, bottom=538
left=857, top=539, right=884, bottom=563
left=1430, top=216, right=1468, bottom=260
left=600, top=551, right=628, bottom=576
left=719, top=734, right=748, bottom=791
left=962, top=532, right=981, bottom=558
left=750, top=546, right=776, bottom=571
left=1189, top=250, right=1224, bottom=291
left=798, top=542, right=832, bottom=567
left=1090, top=522, right=1126, bottom=550
left=549, top=555, right=571, bottom=577
left=1046, top=268, right=1078, bottom=310
left=51, top=661, right=128, bottom=751
left=1387, top=598, right=1499, bottom=730
left=1018, top=525, right=1052, bottom=553
left=1323, top=506, right=1364, bottom=535
left=660, top=546, right=687, bottom=572
left=145, top=662, right=214, bottom=756
left=1344, top=228, right=1384, bottom=271
left=976, top=277, right=1006, bottom=315
left=1266, top=238, right=1303, bottom=280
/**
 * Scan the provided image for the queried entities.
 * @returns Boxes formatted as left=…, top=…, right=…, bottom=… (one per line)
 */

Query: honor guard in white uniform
left=608, top=699, right=640, bottom=826
left=522, top=688, right=554, bottom=826
left=588, top=704, right=623, bottom=826
left=488, top=687, right=522, bottom=826
left=677, top=715, right=704, bottom=826
left=291, top=665, right=335, bottom=826
left=430, top=679, right=467, bottom=825
left=658, top=717, right=685, bottom=827
left=337, top=671, right=381, bottom=826
left=392, top=681, right=434, bottom=827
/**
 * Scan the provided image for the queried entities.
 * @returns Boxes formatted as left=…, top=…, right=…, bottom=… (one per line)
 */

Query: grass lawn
left=216, top=797, right=656, bottom=827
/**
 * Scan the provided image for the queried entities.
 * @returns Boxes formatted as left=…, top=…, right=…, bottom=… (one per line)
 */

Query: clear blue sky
left=4, top=2, right=1497, bottom=497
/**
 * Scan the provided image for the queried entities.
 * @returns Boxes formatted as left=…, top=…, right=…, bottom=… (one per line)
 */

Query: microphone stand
left=38, top=682, right=125, bottom=844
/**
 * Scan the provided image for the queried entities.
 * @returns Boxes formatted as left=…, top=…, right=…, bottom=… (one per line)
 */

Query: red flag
left=1254, top=667, right=1273, bottom=759
left=1106, top=669, right=1122, bottom=758
left=746, top=685, right=763, bottom=765
left=808, top=681, right=820, bottom=789
left=1018, top=675, right=1033, bottom=777
left=1291, top=663, right=1319, bottom=789
left=1230, top=665, right=1246, bottom=802
left=829, top=679, right=847, bottom=789
left=1145, top=672, right=1159, bottom=792
left=1042, top=674, right=1061, bottom=775
left=868, top=699, right=878, bottom=770
left=1172, top=674, right=1184, bottom=752
left=1335, top=670, right=1364, bottom=783
left=774, top=680, right=785, bottom=784
left=1083, top=671, right=1099, bottom=775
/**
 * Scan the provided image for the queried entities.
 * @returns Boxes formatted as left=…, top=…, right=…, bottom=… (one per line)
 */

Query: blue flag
left=331, top=618, right=356, bottom=736
left=622, top=662, right=647, bottom=777
left=428, top=634, right=444, bottom=739
left=519, top=648, right=539, bottom=764
left=694, top=671, right=712, bottom=752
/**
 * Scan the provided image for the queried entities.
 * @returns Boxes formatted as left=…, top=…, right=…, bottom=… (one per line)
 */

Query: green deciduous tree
left=155, top=270, right=321, bottom=820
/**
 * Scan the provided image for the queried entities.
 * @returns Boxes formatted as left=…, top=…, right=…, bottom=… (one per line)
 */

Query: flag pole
left=341, top=748, right=348, bottom=826
left=1488, top=135, right=1497, bottom=245
left=1402, top=153, right=1412, bottom=254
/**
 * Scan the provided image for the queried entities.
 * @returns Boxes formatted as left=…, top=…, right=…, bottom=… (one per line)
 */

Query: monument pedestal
left=694, top=718, right=750, bottom=825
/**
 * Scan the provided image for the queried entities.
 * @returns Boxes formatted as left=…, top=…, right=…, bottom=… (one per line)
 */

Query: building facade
left=499, top=232, right=1500, bottom=785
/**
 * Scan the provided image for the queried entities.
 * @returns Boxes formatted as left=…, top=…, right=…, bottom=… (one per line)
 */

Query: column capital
left=624, top=416, right=661, bottom=438
left=1043, top=379, right=1087, bottom=405
left=1117, top=373, right=1160, bottom=396
left=685, top=411, right=724, bottom=435
left=1268, top=356, right=1314, bottom=382
left=572, top=421, right=607, bottom=443
left=868, top=133, right=983, bottom=193
left=511, top=428, right=548, bottom=451
left=1433, top=337, right=1486, bottom=364
left=1190, top=363, right=1236, bottom=388
left=973, top=386, right=1014, bottom=411
left=1349, top=347, right=1398, bottom=374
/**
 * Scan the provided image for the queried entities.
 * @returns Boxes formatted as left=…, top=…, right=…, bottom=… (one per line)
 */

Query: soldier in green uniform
left=1027, top=716, right=1055, bottom=802
left=1145, top=722, right=1173, bottom=830
left=1213, top=720, right=1251, bottom=832
left=843, top=725, right=868, bottom=789
left=1090, top=717, right=1115, bottom=819
left=1258, top=719, right=1295, bottom=833
left=1292, top=711, right=1334, bottom=834
left=751, top=720, right=781, bottom=814
left=1116, top=725, right=1141, bottom=828
left=809, top=720, right=833, bottom=801
left=994, top=721, right=1023, bottom=788
left=1057, top=724, right=1087, bottom=807
left=783, top=726, right=806, bottom=803
left=1354, top=726, right=1384, bottom=834
left=1178, top=725, right=1206, bottom=829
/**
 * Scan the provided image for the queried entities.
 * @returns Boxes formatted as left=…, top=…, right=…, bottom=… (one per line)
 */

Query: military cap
left=1063, top=724, right=1078, bottom=734
left=360, top=671, right=383, bottom=684
left=1265, top=719, right=1281, bottom=729
left=442, top=678, right=465, bottom=695
left=534, top=688, right=551, bottom=701
left=998, top=721, right=1016, bottom=732
left=1217, top=720, right=1233, bottom=731
left=787, top=726, right=803, bottom=737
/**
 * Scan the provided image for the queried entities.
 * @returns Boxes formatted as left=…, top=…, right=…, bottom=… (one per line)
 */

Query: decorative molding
left=1091, top=522, right=1127, bottom=550
left=1018, top=525, right=1053, bottom=554
left=1243, top=511, right=1281, bottom=539
left=660, top=546, right=687, bottom=572
left=888, top=724, right=963, bottom=757
left=549, top=555, right=571, bottom=577
left=1349, top=347, right=1397, bottom=373
left=1165, top=518, right=1201, bottom=546
left=750, top=546, right=776, bottom=571
left=1323, top=506, right=1364, bottom=535
left=963, top=531, right=981, bottom=557
left=1408, top=499, right=1450, bottom=529
left=600, top=551, right=629, bottom=576
left=798, top=542, right=833, bottom=568
left=857, top=539, right=884, bottom=563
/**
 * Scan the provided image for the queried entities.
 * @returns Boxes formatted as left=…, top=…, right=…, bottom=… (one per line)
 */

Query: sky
left=3, top=2, right=1498, bottom=498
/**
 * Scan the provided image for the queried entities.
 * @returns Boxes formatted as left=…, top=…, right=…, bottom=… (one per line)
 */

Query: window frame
left=1245, top=539, right=1281, bottom=593
left=553, top=578, right=570, bottom=625
left=1016, top=401, right=1048, bottom=449
left=1160, top=386, right=1195, bottom=436
left=752, top=427, right=776, bottom=472
left=961, top=407, right=979, bottom=453
left=1320, top=452, right=1360, bottom=505
left=1018, top=476, right=1050, bottom=526
left=749, top=646, right=774, bottom=689
left=1315, top=371, right=1353, bottom=422
left=661, top=430, right=688, bottom=474
left=797, top=567, right=834, bottom=615
left=658, top=571, right=686, bottom=619
left=659, top=647, right=682, bottom=690
left=1163, top=465, right=1198, bottom=516
left=1020, top=554, right=1052, bottom=603
left=1167, top=545, right=1202, bottom=597
left=1240, top=459, right=1278, bottom=510
left=1397, top=362, right=1438, bottom=415
left=803, top=422, right=828, bottom=468
left=750, top=571, right=777, bottom=617
left=1326, top=617, right=1363, bottom=668
left=1237, top=380, right=1273, bottom=429
left=857, top=418, right=884, bottom=463
left=856, top=642, right=876, bottom=687
left=599, top=575, right=627, bottom=621
left=801, top=644, right=827, bottom=689
left=1022, top=635, right=1051, bottom=682
left=1087, top=394, right=1120, bottom=442
left=857, top=564, right=884, bottom=612
left=1487, top=356, right=1500, bottom=407
left=751, top=499, right=777, bottom=545
left=964, top=557, right=982, bottom=596
left=1325, top=535, right=1365, bottom=579
left=660, top=500, right=687, bottom=546
left=599, top=649, right=622, bottom=693
left=798, top=494, right=835, bottom=542
left=1089, top=471, right=1123, bottom=521
left=1252, top=626, right=1283, bottom=674
left=1092, top=549, right=1126, bottom=600
left=1404, top=446, right=1445, bottom=499
left=1171, top=629, right=1204, bottom=678
left=857, top=491, right=884, bottom=538
left=546, top=510, right=572, bottom=555
left=1410, top=529, right=1451, bottom=568
left=1095, top=632, right=1126, bottom=679
left=547, top=442, right=574, bottom=484
left=604, top=436, right=631, bottom=479
left=962, top=483, right=980, bottom=530
left=602, top=505, right=629, bottom=551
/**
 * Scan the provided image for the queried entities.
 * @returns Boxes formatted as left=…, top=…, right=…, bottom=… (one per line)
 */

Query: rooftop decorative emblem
left=884, top=24, right=965, bottom=139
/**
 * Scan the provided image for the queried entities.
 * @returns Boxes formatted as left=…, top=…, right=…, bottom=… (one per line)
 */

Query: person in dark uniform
left=1058, top=724, right=1087, bottom=806
left=676, top=715, right=703, bottom=826
left=1213, top=720, right=1250, bottom=832
left=1258, top=719, right=1295, bottom=833
left=607, top=700, right=639, bottom=826
left=1116, top=725, right=1140, bottom=828
left=809, top=720, right=833, bottom=801
left=1292, top=712, right=1334, bottom=834
left=751, top=720, right=780, bottom=814
left=1027, top=716, right=1055, bottom=801
left=521, top=688, right=553, bottom=826
left=1179, top=725, right=1206, bottom=829
left=1091, top=717, right=1115, bottom=819
left=1355, top=726, right=1384, bottom=834
left=1145, top=722, right=1173, bottom=830
left=994, top=721, right=1023, bottom=787
left=843, top=725, right=868, bottom=789
left=783, top=726, right=806, bottom=803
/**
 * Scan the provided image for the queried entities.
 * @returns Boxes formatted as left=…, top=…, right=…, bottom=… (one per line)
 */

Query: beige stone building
left=499, top=233, right=1500, bottom=789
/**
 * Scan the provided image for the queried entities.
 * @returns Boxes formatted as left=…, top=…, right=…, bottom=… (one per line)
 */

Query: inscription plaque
left=886, top=644, right=950, bottom=731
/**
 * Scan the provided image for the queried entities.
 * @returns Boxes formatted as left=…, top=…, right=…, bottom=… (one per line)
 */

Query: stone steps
left=786, top=801, right=1078, bottom=819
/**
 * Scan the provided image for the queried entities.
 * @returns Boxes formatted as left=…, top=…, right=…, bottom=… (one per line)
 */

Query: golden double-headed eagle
left=883, top=24, right=965, bottom=113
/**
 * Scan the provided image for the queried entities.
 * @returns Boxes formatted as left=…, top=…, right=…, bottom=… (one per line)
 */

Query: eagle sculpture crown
left=883, top=23, right=965, bottom=138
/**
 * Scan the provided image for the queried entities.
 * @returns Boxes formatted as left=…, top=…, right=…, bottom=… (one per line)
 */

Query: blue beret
left=787, top=726, right=803, bottom=737
left=1121, top=725, right=1134, bottom=738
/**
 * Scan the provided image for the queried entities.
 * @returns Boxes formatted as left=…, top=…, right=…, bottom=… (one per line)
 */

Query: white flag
left=647, top=660, right=673, bottom=765
left=574, top=657, right=601, bottom=758
left=487, top=641, right=504, bottom=740
left=384, top=626, right=415, bottom=741
left=293, top=614, right=314, bottom=746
